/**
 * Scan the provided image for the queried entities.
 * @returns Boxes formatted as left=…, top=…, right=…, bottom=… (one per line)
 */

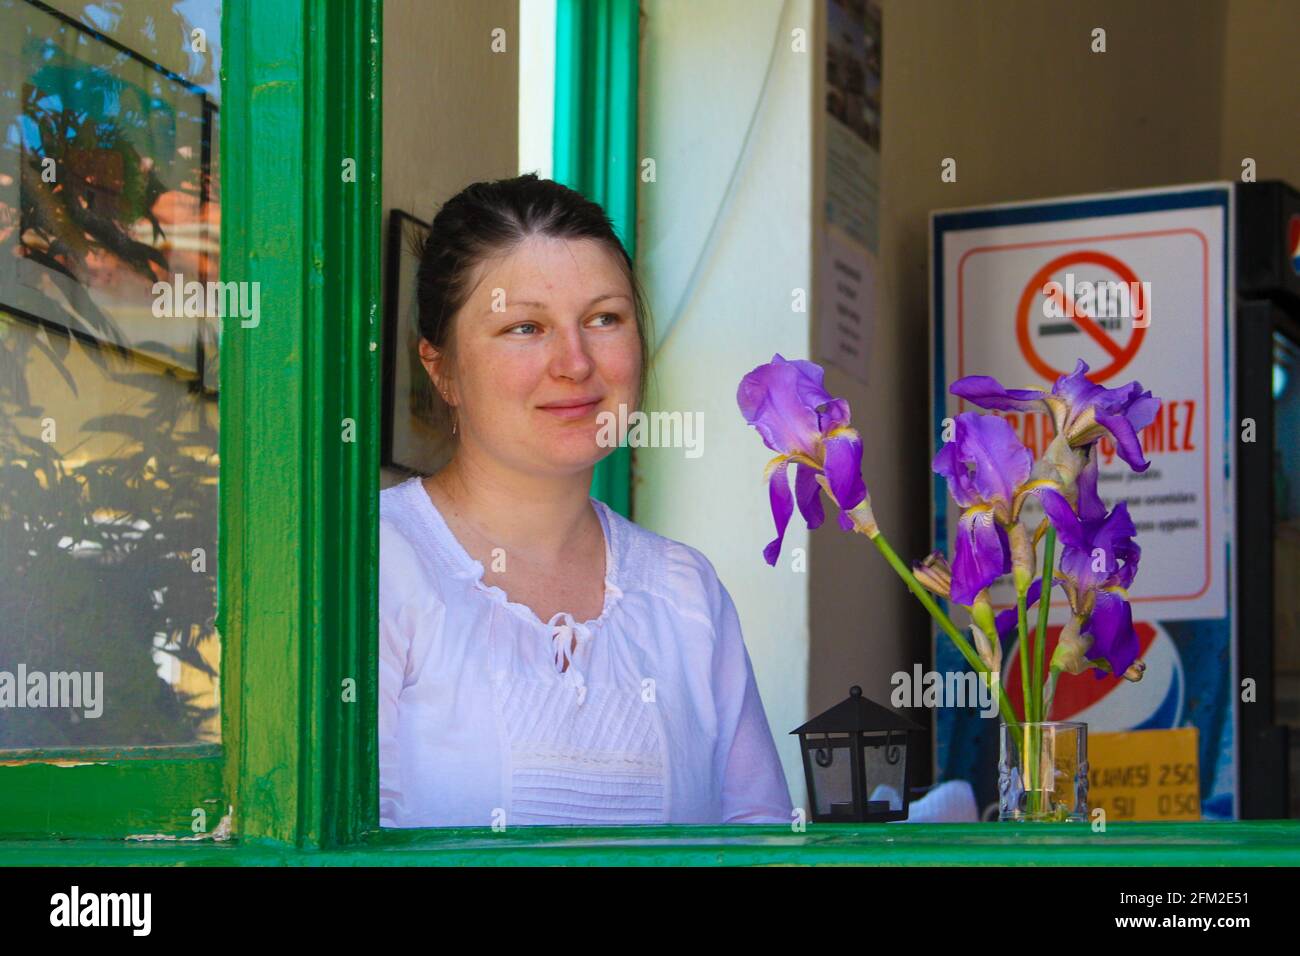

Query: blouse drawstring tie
left=548, top=612, right=594, bottom=706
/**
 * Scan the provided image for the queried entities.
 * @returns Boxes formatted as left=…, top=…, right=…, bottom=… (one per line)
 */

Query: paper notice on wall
left=818, top=225, right=875, bottom=384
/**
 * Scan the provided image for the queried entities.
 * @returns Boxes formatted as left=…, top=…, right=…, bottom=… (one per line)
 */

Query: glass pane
left=861, top=736, right=907, bottom=812
left=0, top=0, right=221, bottom=748
left=808, top=737, right=854, bottom=818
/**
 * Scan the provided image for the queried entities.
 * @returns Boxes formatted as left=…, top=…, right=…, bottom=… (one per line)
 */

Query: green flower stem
left=1034, top=528, right=1057, bottom=723
left=1015, top=587, right=1036, bottom=809
left=868, top=530, right=1020, bottom=732
left=1016, top=588, right=1030, bottom=723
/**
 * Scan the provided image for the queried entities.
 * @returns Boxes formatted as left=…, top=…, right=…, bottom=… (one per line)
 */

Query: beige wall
left=1222, top=0, right=1300, bottom=188
left=381, top=0, right=520, bottom=489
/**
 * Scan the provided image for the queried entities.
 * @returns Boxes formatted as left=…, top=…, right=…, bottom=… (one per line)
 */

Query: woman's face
left=424, top=234, right=642, bottom=478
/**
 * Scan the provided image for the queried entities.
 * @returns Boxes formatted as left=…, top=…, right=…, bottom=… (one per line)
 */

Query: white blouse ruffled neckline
left=403, top=478, right=626, bottom=705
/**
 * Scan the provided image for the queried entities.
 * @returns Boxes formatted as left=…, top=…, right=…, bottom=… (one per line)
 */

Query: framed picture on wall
left=0, top=0, right=216, bottom=380
left=382, top=209, right=452, bottom=476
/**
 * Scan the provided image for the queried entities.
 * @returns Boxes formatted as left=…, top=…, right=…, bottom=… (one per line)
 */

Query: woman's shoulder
left=379, top=478, right=443, bottom=603
left=379, top=479, right=421, bottom=557
left=597, top=502, right=729, bottom=622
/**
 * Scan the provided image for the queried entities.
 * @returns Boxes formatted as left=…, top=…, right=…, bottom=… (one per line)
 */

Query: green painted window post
left=0, top=0, right=383, bottom=848
left=554, top=0, right=640, bottom=519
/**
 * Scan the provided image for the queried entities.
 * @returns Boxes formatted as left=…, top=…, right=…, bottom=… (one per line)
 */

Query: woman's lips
left=538, top=399, right=602, bottom=421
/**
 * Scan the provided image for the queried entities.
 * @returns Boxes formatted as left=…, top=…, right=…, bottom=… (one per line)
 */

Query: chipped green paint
left=555, top=0, right=640, bottom=518
left=0, top=749, right=224, bottom=840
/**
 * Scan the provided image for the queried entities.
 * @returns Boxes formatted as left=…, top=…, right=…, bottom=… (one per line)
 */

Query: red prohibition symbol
left=1016, top=250, right=1147, bottom=383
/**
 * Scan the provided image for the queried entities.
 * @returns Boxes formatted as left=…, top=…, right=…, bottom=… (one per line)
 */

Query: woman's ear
left=417, top=337, right=456, bottom=406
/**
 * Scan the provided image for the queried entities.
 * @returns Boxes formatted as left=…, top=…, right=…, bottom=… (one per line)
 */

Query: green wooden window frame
left=0, top=0, right=382, bottom=847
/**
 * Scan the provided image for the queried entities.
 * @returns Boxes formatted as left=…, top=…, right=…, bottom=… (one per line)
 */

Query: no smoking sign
left=1016, top=249, right=1148, bottom=383
left=938, top=191, right=1228, bottom=624
left=933, top=184, right=1234, bottom=817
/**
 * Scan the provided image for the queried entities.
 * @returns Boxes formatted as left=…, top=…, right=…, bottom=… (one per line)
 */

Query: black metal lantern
left=791, top=685, right=924, bottom=823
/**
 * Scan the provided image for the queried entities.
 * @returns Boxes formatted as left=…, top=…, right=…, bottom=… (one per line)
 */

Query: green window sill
left=4, top=821, right=1299, bottom=866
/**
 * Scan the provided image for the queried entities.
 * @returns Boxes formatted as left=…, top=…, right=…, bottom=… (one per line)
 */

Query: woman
left=379, top=174, right=792, bottom=827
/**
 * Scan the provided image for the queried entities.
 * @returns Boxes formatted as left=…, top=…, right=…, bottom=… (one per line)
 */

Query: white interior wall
left=636, top=0, right=815, bottom=810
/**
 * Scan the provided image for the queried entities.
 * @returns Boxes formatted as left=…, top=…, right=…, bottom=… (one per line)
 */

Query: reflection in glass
left=0, top=0, right=221, bottom=749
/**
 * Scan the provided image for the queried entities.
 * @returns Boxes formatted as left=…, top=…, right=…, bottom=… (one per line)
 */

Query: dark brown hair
left=413, top=173, right=653, bottom=436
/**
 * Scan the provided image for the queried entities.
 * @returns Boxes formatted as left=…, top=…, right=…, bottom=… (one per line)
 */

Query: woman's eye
left=590, top=312, right=621, bottom=327
left=506, top=322, right=538, bottom=335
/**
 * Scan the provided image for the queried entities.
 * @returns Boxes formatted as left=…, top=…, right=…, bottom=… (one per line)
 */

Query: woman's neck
left=426, top=449, right=600, bottom=565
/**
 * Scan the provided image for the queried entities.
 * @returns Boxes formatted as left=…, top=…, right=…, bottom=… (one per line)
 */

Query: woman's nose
left=549, top=326, right=595, bottom=380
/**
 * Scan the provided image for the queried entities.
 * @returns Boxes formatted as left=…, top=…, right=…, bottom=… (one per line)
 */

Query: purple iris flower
left=951, top=359, right=1160, bottom=472
left=996, top=456, right=1144, bottom=681
left=737, top=354, right=872, bottom=565
left=932, top=412, right=1036, bottom=605
left=995, top=579, right=1142, bottom=683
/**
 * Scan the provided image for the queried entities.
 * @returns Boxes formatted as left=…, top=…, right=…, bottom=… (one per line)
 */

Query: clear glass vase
left=998, top=721, right=1089, bottom=822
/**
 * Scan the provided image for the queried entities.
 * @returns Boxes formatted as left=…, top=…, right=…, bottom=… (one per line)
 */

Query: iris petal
left=1075, top=453, right=1106, bottom=522
left=1052, top=359, right=1104, bottom=412
left=762, top=460, right=795, bottom=566
left=1039, top=487, right=1086, bottom=550
left=949, top=375, right=1048, bottom=413
left=794, top=462, right=825, bottom=530
left=958, top=413, right=1033, bottom=508
left=823, top=430, right=867, bottom=512
left=1096, top=410, right=1151, bottom=472
left=932, top=440, right=979, bottom=509
left=737, top=356, right=824, bottom=458
left=1084, top=589, right=1140, bottom=681
left=951, top=508, right=1011, bottom=606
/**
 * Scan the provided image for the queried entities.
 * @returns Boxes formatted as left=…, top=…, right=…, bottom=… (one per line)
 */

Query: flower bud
left=1049, top=615, right=1093, bottom=676
left=1031, top=431, right=1089, bottom=496
left=913, top=551, right=952, bottom=598
left=971, top=623, right=1001, bottom=674
left=1065, top=404, right=1108, bottom=449
left=970, top=588, right=996, bottom=632
left=1007, top=521, right=1035, bottom=593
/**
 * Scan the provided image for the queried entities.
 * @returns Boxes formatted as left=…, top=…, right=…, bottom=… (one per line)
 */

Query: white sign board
left=932, top=184, right=1232, bottom=623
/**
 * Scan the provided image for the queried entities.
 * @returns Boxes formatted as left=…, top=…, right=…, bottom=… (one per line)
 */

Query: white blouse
left=379, top=475, right=793, bottom=828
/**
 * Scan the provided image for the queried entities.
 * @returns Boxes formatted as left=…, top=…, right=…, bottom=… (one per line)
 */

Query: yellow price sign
left=1088, top=727, right=1200, bottom=821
